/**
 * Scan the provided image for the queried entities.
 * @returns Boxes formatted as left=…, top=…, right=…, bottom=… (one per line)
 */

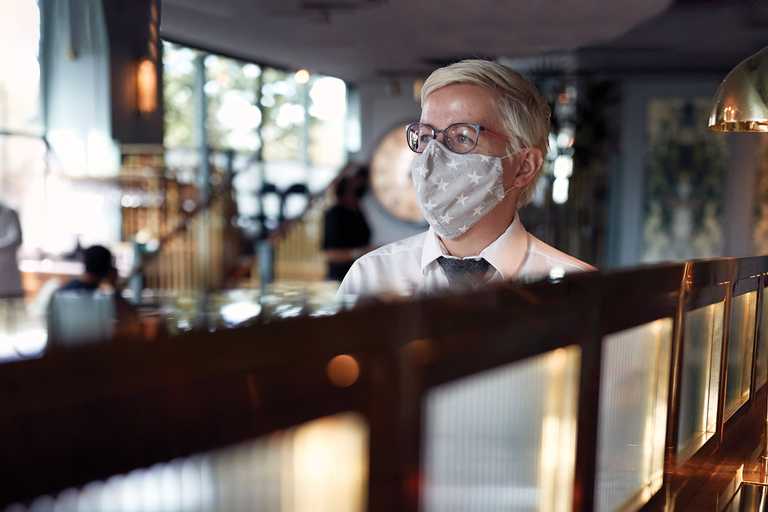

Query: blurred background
left=2, top=0, right=767, bottom=357
left=3, top=2, right=768, bottom=512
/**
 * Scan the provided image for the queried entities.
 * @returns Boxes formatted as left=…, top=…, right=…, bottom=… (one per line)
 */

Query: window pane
left=0, top=0, right=41, bottom=133
left=724, top=291, right=757, bottom=419
left=596, top=319, right=673, bottom=512
left=0, top=135, right=47, bottom=251
left=163, top=42, right=199, bottom=148
left=8, top=413, right=368, bottom=512
left=423, top=347, right=580, bottom=512
left=205, top=55, right=262, bottom=152
left=755, top=290, right=768, bottom=389
left=261, top=68, right=304, bottom=162
left=308, top=76, right=346, bottom=169
left=677, top=301, right=723, bottom=459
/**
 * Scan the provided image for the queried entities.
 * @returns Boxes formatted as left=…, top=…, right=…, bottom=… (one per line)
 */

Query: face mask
left=410, top=139, right=515, bottom=240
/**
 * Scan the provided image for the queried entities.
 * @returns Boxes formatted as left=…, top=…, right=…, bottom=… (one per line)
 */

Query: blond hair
left=420, top=59, right=550, bottom=206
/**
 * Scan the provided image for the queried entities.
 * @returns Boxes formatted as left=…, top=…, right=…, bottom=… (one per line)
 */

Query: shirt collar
left=420, top=215, right=529, bottom=279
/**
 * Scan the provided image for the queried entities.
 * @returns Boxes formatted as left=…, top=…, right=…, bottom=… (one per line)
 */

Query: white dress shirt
left=338, top=215, right=595, bottom=298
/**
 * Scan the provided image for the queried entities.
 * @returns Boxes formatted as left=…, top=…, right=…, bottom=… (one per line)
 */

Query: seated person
left=339, top=59, right=595, bottom=297
left=59, top=245, right=117, bottom=293
left=322, top=169, right=372, bottom=281
left=50, top=245, right=140, bottom=342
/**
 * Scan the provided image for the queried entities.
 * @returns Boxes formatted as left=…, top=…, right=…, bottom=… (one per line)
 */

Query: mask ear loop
left=498, top=147, right=530, bottom=195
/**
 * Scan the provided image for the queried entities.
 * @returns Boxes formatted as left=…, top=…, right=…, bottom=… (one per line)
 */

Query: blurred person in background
left=339, top=60, right=594, bottom=297
left=323, top=167, right=372, bottom=281
left=51, top=245, right=140, bottom=341
left=0, top=202, right=23, bottom=299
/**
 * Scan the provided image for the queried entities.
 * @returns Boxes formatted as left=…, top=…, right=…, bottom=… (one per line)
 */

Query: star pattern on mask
left=436, top=178, right=449, bottom=192
left=479, top=155, right=492, bottom=163
left=457, top=193, right=468, bottom=206
left=439, top=213, right=453, bottom=224
left=458, top=224, right=469, bottom=234
left=467, top=171, right=481, bottom=185
left=424, top=199, right=437, bottom=210
left=472, top=206, right=483, bottom=216
left=416, top=166, right=427, bottom=177
left=447, top=159, right=460, bottom=170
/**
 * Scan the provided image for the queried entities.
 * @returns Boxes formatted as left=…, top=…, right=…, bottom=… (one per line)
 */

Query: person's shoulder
left=58, top=279, right=83, bottom=292
left=359, top=231, right=427, bottom=261
left=338, top=231, right=428, bottom=298
left=58, top=279, right=96, bottom=293
left=527, top=235, right=596, bottom=272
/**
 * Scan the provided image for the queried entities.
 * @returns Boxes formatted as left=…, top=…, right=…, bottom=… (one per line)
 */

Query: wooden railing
left=139, top=192, right=240, bottom=292
left=120, top=147, right=241, bottom=294
left=4, top=257, right=768, bottom=511
left=270, top=196, right=328, bottom=282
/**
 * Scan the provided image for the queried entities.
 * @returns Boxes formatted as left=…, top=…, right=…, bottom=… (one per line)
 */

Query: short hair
left=420, top=59, right=551, bottom=206
left=83, top=245, right=114, bottom=277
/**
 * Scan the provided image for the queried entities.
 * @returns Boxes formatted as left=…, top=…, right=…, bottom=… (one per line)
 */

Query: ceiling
left=160, top=0, right=676, bottom=81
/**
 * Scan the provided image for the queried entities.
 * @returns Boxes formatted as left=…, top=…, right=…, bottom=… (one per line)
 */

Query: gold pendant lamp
left=709, top=46, right=768, bottom=132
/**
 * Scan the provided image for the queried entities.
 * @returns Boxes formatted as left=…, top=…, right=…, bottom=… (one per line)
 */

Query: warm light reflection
left=538, top=347, right=580, bottom=512
left=27, top=413, right=367, bottom=511
left=725, top=292, right=757, bottom=419
left=597, top=318, right=673, bottom=511
left=137, top=58, right=158, bottom=114
left=290, top=414, right=368, bottom=512
left=423, top=347, right=579, bottom=511
left=678, top=301, right=724, bottom=460
left=327, top=354, right=360, bottom=387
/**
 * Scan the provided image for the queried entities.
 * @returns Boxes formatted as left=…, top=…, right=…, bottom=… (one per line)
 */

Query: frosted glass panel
left=422, top=347, right=580, bottom=512
left=6, top=413, right=368, bottom=512
left=677, top=302, right=724, bottom=459
left=725, top=291, right=757, bottom=419
left=596, top=319, right=673, bottom=512
left=756, top=290, right=768, bottom=389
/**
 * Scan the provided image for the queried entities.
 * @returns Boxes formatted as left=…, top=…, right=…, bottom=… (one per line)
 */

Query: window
left=0, top=0, right=44, bottom=251
left=308, top=76, right=347, bottom=169
left=260, top=68, right=304, bottom=162
left=163, top=42, right=199, bottom=148
left=0, top=0, right=42, bottom=134
left=205, top=55, right=262, bottom=152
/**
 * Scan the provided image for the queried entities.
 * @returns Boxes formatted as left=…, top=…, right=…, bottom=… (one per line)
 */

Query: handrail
left=125, top=145, right=350, bottom=290
left=124, top=180, right=229, bottom=279
left=3, top=256, right=768, bottom=509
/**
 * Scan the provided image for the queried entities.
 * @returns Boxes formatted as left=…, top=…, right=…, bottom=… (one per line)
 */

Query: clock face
left=370, top=125, right=424, bottom=224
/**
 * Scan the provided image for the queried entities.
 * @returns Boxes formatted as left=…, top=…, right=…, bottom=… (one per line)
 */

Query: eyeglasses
left=405, top=122, right=509, bottom=154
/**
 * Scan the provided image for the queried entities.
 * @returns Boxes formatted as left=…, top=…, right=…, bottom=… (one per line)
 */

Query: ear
left=510, top=148, right=544, bottom=189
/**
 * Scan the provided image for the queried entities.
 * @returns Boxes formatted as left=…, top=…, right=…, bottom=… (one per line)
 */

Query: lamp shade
left=709, top=46, right=768, bottom=132
left=136, top=58, right=158, bottom=114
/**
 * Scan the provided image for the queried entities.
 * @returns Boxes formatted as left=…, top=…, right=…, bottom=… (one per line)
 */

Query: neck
left=441, top=197, right=518, bottom=257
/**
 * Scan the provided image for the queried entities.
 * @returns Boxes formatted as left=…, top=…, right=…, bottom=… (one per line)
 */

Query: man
left=59, top=245, right=118, bottom=292
left=339, top=60, right=594, bottom=297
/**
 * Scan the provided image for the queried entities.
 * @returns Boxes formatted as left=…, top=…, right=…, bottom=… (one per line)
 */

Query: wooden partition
left=1, top=257, right=768, bottom=511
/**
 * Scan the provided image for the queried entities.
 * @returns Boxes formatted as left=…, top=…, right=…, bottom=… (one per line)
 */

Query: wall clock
left=370, top=124, right=424, bottom=224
